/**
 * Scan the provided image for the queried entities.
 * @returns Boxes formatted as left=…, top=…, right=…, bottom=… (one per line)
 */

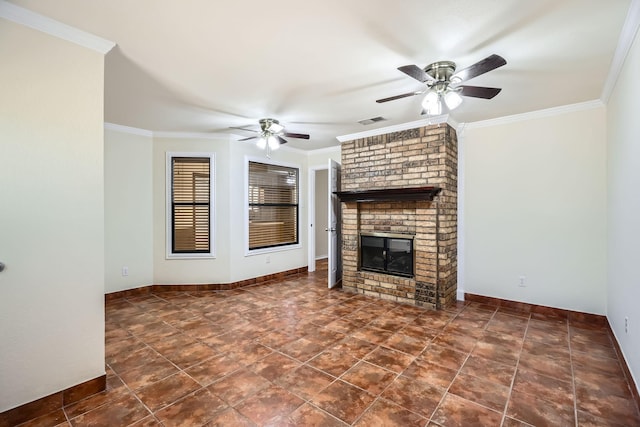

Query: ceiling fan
left=231, top=118, right=310, bottom=156
left=376, top=54, right=507, bottom=115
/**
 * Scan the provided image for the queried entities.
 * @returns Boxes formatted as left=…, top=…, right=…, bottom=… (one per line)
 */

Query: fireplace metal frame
left=358, top=231, right=416, bottom=278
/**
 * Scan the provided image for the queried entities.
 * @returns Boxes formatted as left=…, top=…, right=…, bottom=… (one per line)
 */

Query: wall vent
left=358, top=116, right=387, bottom=125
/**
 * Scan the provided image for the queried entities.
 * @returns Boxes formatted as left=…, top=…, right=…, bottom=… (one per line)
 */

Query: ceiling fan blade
left=229, top=126, right=258, bottom=133
left=276, top=135, right=288, bottom=145
left=459, top=85, right=502, bottom=99
left=376, top=91, right=423, bottom=103
left=453, top=54, right=506, bottom=82
left=238, top=136, right=258, bottom=142
left=283, top=132, right=310, bottom=140
left=398, top=65, right=433, bottom=83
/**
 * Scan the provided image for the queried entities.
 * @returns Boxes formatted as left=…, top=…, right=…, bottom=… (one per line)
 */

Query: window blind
left=248, top=161, right=299, bottom=250
left=172, top=157, right=210, bottom=253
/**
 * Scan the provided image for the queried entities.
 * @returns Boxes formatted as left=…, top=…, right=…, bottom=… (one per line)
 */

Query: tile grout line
left=567, top=319, right=579, bottom=427
left=480, top=306, right=513, bottom=426
left=96, top=275, right=639, bottom=427
left=299, top=302, right=438, bottom=425
left=499, top=311, right=531, bottom=427
left=112, top=298, right=203, bottom=424
left=112, top=294, right=263, bottom=425
left=122, top=287, right=401, bottom=424
left=423, top=303, right=479, bottom=423
left=344, top=315, right=445, bottom=426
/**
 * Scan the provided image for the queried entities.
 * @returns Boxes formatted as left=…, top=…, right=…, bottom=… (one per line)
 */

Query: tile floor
left=19, top=266, right=640, bottom=426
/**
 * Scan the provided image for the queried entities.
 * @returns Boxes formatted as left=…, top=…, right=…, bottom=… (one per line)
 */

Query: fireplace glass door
left=360, top=233, right=414, bottom=278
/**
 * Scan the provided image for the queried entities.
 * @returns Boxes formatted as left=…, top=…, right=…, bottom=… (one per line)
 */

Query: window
left=166, top=153, right=215, bottom=258
left=247, top=160, right=299, bottom=251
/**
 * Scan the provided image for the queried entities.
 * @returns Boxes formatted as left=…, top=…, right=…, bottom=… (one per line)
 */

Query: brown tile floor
left=20, top=266, right=640, bottom=426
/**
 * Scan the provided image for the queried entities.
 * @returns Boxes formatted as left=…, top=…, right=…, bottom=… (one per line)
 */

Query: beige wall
left=151, top=138, right=311, bottom=285
left=606, top=23, right=640, bottom=387
left=152, top=137, right=232, bottom=284
left=103, top=135, right=341, bottom=287
left=463, top=106, right=607, bottom=315
left=105, top=129, right=154, bottom=293
left=227, top=143, right=308, bottom=282
left=0, top=21, right=106, bottom=411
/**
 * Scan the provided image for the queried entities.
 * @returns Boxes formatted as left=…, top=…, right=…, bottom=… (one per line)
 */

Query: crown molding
left=103, top=123, right=319, bottom=153
left=336, top=115, right=449, bottom=142
left=0, top=0, right=115, bottom=54
left=105, top=123, right=225, bottom=139
left=446, top=116, right=461, bottom=131
left=464, top=100, right=605, bottom=130
left=601, top=0, right=640, bottom=103
left=104, top=122, right=153, bottom=137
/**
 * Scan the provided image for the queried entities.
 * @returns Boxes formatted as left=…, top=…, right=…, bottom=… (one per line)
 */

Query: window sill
left=245, top=243, right=302, bottom=257
left=166, top=253, right=216, bottom=260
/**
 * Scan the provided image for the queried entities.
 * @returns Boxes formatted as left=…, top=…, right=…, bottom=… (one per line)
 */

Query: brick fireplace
left=338, top=124, right=457, bottom=309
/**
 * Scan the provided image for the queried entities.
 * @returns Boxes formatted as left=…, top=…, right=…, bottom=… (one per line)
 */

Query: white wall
left=105, top=129, right=154, bottom=293
left=105, top=137, right=339, bottom=288
left=308, top=146, right=341, bottom=168
left=606, top=24, right=640, bottom=387
left=227, top=144, right=308, bottom=282
left=152, top=137, right=232, bottom=284
left=463, top=106, right=607, bottom=315
left=0, top=21, right=106, bottom=411
left=315, top=169, right=329, bottom=258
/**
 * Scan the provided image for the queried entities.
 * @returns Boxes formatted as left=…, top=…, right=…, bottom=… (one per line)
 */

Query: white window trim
left=166, top=152, right=216, bottom=259
left=244, top=155, right=302, bottom=256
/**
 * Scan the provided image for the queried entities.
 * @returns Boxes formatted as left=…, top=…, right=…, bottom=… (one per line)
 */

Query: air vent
left=358, top=116, right=387, bottom=125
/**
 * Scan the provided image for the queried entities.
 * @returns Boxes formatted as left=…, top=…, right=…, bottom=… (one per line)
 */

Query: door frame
left=307, top=165, right=329, bottom=272
left=327, top=158, right=341, bottom=288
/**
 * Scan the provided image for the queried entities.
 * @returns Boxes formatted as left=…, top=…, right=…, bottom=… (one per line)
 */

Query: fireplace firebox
left=359, top=232, right=415, bottom=278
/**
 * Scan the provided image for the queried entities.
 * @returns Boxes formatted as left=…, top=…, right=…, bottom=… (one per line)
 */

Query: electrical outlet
left=518, top=275, right=526, bottom=287
left=122, top=266, right=129, bottom=277
left=625, top=317, right=629, bottom=334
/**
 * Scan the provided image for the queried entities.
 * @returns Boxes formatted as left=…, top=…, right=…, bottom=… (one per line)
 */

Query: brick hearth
left=340, top=124, right=457, bottom=309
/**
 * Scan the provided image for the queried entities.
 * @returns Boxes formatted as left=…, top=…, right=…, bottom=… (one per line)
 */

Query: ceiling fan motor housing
left=259, top=118, right=280, bottom=132
left=425, top=61, right=458, bottom=93
left=425, top=61, right=456, bottom=81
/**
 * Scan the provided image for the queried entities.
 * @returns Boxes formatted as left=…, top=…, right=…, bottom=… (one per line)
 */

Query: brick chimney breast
left=339, top=124, right=457, bottom=309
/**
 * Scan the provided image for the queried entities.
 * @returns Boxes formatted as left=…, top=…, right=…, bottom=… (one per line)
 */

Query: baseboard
left=0, top=375, right=106, bottom=427
left=105, top=266, right=309, bottom=300
left=606, top=322, right=640, bottom=413
left=104, top=284, right=153, bottom=301
left=464, top=293, right=607, bottom=325
left=465, top=292, right=639, bottom=412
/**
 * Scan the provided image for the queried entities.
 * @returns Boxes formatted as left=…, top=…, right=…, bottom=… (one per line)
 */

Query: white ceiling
left=7, top=0, right=634, bottom=149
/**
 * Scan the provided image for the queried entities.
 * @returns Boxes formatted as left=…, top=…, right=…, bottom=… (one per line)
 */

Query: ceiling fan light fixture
left=269, top=122, right=284, bottom=133
left=256, top=137, right=267, bottom=150
left=267, top=135, right=279, bottom=150
left=444, top=89, right=463, bottom=110
left=422, top=90, right=442, bottom=115
left=378, top=54, right=506, bottom=115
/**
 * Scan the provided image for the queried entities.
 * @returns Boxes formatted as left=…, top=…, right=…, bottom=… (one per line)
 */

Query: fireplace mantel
left=334, top=186, right=441, bottom=202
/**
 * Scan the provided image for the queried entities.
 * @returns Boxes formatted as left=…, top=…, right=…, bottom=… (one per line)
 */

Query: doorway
left=308, top=167, right=328, bottom=272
